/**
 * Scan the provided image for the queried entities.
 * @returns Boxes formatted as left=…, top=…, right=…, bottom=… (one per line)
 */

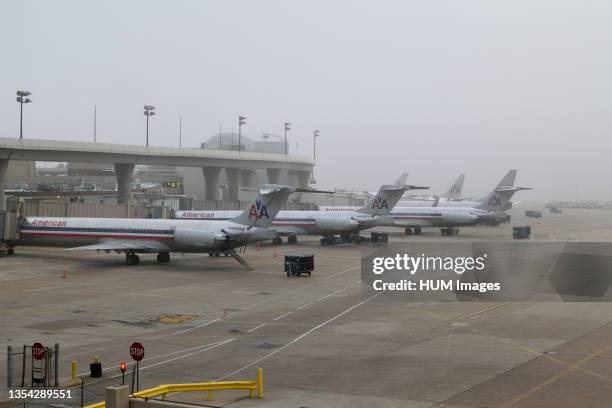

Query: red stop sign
left=129, top=342, right=145, bottom=361
left=32, top=342, right=45, bottom=360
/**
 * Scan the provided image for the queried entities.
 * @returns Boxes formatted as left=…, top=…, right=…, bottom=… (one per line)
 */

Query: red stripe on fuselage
left=20, top=232, right=174, bottom=240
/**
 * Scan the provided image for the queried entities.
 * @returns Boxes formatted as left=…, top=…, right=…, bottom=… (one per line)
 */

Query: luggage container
left=284, top=254, right=314, bottom=277
left=513, top=226, right=531, bottom=239
left=370, top=232, right=389, bottom=246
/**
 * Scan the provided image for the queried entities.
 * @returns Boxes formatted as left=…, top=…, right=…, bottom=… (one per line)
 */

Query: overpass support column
left=225, top=168, right=242, bottom=201
left=0, top=159, right=8, bottom=211
left=241, top=170, right=254, bottom=188
left=114, top=163, right=134, bottom=205
left=296, top=171, right=311, bottom=189
left=266, top=168, right=282, bottom=185
left=202, top=167, right=221, bottom=201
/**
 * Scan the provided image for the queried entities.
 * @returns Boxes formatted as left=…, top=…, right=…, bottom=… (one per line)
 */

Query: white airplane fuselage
left=175, top=207, right=482, bottom=234
left=19, top=217, right=276, bottom=252
left=176, top=210, right=382, bottom=236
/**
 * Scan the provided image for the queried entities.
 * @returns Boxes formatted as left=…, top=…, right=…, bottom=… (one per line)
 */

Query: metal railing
left=84, top=368, right=263, bottom=408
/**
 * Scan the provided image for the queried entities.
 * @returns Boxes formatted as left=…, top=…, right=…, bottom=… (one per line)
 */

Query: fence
left=85, top=368, right=264, bottom=408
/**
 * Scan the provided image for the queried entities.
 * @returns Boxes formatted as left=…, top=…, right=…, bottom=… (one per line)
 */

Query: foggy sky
left=1, top=0, right=611, bottom=201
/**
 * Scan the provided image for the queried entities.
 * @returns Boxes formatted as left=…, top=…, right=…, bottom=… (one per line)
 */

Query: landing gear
left=404, top=228, right=413, bottom=236
left=414, top=227, right=422, bottom=235
left=7, top=248, right=15, bottom=256
left=440, top=227, right=459, bottom=236
left=125, top=253, right=140, bottom=265
left=287, top=235, right=298, bottom=244
left=156, top=252, right=170, bottom=263
left=272, top=237, right=283, bottom=245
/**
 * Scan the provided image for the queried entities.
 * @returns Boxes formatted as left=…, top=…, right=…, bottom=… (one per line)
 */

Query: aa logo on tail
left=487, top=195, right=502, bottom=208
left=450, top=184, right=460, bottom=195
left=249, top=200, right=269, bottom=219
left=371, top=196, right=389, bottom=209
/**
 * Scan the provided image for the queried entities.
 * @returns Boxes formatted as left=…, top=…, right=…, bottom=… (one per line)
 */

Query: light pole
left=179, top=115, right=182, bottom=148
left=93, top=105, right=97, bottom=143
left=284, top=122, right=291, bottom=155
left=311, top=130, right=320, bottom=185
left=16, top=91, right=32, bottom=140
left=238, top=116, right=246, bottom=152
left=143, top=105, right=156, bottom=147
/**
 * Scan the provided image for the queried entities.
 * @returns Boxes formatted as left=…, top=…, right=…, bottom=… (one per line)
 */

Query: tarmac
left=2, top=204, right=612, bottom=407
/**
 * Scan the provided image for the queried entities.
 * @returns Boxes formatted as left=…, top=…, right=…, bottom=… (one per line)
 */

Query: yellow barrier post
left=207, top=390, right=213, bottom=401
left=71, top=360, right=77, bottom=381
left=257, top=368, right=264, bottom=399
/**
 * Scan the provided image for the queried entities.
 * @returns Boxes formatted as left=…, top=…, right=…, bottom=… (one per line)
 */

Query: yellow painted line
left=499, top=343, right=612, bottom=408
left=152, top=314, right=199, bottom=324
left=413, top=300, right=612, bottom=387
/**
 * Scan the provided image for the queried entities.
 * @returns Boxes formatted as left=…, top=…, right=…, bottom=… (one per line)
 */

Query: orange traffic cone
left=62, top=265, right=68, bottom=279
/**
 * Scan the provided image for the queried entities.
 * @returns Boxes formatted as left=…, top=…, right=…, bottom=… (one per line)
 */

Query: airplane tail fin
left=357, top=184, right=428, bottom=216
left=442, top=174, right=465, bottom=200
left=496, top=169, right=517, bottom=189
left=476, top=169, right=518, bottom=202
left=230, top=184, right=296, bottom=228
left=394, top=172, right=409, bottom=186
left=477, top=187, right=532, bottom=211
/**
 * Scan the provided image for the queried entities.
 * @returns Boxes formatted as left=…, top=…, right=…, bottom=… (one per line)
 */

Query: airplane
left=389, top=185, right=530, bottom=235
left=175, top=183, right=429, bottom=244
left=17, top=184, right=297, bottom=270
left=320, top=172, right=529, bottom=235
left=402, top=173, right=466, bottom=203
left=401, top=170, right=518, bottom=209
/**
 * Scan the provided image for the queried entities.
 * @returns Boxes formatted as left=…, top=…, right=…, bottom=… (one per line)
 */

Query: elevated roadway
left=0, top=137, right=314, bottom=209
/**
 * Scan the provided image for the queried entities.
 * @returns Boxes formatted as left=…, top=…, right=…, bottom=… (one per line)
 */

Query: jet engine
left=315, top=217, right=359, bottom=232
left=174, top=228, right=230, bottom=248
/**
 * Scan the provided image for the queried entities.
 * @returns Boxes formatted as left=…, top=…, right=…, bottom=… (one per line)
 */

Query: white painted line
left=77, top=339, right=233, bottom=376
left=273, top=311, right=293, bottom=321
left=105, top=338, right=236, bottom=380
left=170, top=318, right=220, bottom=335
left=243, top=265, right=359, bottom=312
left=247, top=323, right=267, bottom=333
left=24, top=283, right=90, bottom=292
left=218, top=293, right=380, bottom=380
left=324, top=265, right=360, bottom=279
left=295, top=285, right=351, bottom=311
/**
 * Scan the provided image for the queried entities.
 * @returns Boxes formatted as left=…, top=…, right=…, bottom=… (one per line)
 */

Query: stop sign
left=32, top=342, right=45, bottom=360
left=129, top=342, right=145, bottom=361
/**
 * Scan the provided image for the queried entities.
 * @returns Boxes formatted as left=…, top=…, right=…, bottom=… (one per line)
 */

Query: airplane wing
left=392, top=219, right=432, bottom=227
left=66, top=239, right=172, bottom=253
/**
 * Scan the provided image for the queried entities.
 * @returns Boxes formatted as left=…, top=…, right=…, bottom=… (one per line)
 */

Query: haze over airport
left=1, top=0, right=610, bottom=201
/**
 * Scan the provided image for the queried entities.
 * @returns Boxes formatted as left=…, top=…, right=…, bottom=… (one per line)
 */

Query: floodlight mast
left=16, top=90, right=32, bottom=140
left=144, top=105, right=156, bottom=147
